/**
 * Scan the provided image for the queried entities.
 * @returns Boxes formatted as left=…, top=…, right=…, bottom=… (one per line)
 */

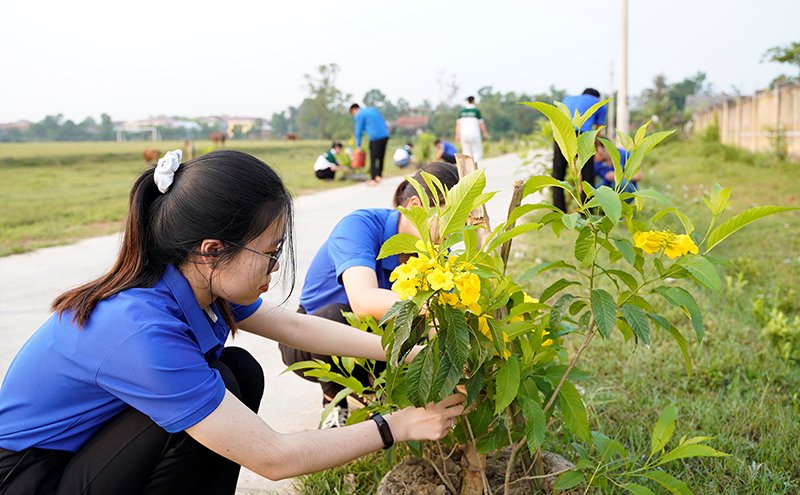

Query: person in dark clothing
left=552, top=87, right=607, bottom=212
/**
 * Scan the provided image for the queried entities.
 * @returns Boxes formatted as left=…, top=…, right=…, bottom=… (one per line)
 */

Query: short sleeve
left=327, top=213, right=381, bottom=281
left=96, top=326, right=226, bottom=433
left=231, top=299, right=262, bottom=322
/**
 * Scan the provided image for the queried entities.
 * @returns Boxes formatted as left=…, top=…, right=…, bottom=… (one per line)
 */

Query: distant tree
left=763, top=41, right=800, bottom=70
left=295, top=63, right=352, bottom=139
left=99, top=113, right=115, bottom=140
left=363, top=88, right=387, bottom=107
left=632, top=72, right=709, bottom=131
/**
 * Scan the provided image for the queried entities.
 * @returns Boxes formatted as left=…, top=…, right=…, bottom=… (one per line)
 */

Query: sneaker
left=320, top=404, right=349, bottom=429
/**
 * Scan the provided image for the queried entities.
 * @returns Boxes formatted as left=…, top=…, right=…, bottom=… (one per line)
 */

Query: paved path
left=0, top=152, right=543, bottom=494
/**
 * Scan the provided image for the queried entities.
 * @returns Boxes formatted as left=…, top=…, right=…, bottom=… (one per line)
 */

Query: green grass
left=505, top=138, right=800, bottom=494
left=0, top=139, right=415, bottom=256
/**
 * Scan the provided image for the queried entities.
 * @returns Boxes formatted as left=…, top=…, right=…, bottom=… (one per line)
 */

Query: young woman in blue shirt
left=0, top=150, right=463, bottom=494
left=280, top=162, right=460, bottom=427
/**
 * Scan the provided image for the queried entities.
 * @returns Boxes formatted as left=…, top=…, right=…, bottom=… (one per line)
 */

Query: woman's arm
left=341, top=265, right=399, bottom=320
left=238, top=301, right=390, bottom=360
left=186, top=391, right=464, bottom=480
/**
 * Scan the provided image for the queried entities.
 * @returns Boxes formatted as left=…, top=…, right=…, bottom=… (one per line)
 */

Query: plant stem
left=543, top=322, right=598, bottom=414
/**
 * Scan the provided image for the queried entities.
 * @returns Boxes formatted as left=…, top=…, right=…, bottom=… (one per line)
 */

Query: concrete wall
left=692, top=83, right=800, bottom=159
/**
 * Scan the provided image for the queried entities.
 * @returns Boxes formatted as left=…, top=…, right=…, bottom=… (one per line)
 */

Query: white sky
left=1, top=0, right=798, bottom=123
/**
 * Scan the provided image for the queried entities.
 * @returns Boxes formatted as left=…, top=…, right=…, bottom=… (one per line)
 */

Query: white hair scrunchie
left=153, top=149, right=183, bottom=193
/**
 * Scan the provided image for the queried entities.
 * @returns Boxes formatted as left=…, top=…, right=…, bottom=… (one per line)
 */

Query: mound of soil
left=376, top=447, right=574, bottom=495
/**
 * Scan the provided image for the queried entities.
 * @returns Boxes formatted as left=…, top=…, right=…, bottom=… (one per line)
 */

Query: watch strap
left=370, top=412, right=394, bottom=449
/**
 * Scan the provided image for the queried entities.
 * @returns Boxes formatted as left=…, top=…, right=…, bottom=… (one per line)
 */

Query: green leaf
left=705, top=183, right=732, bottom=215
left=678, top=255, right=722, bottom=292
left=440, top=169, right=487, bottom=238
left=598, top=137, right=624, bottom=186
left=656, top=444, right=728, bottom=466
left=591, top=288, right=616, bottom=338
left=625, top=130, right=675, bottom=180
left=642, top=470, right=694, bottom=495
left=634, top=119, right=651, bottom=145
left=651, top=405, right=678, bottom=456
left=579, top=97, right=612, bottom=128
left=442, top=306, right=470, bottom=371
left=561, top=212, right=581, bottom=230
left=377, top=233, right=421, bottom=259
left=432, top=351, right=461, bottom=401
left=485, top=222, right=542, bottom=253
left=398, top=205, right=431, bottom=245
left=494, top=355, right=521, bottom=414
left=520, top=396, right=546, bottom=455
left=651, top=207, right=695, bottom=235
left=705, top=206, right=800, bottom=253
left=634, top=188, right=670, bottom=204
left=577, top=129, right=601, bottom=167
left=605, top=269, right=639, bottom=291
left=389, top=301, right=421, bottom=365
left=553, top=470, right=585, bottom=492
left=620, top=304, right=651, bottom=345
left=654, top=286, right=704, bottom=341
left=467, top=400, right=494, bottom=437
left=406, top=345, right=434, bottom=405
left=574, top=227, right=594, bottom=265
left=595, top=186, right=622, bottom=224
left=303, top=369, right=364, bottom=394
left=549, top=294, right=575, bottom=332
left=520, top=260, right=577, bottom=281
left=523, top=175, right=572, bottom=198
left=521, top=102, right=578, bottom=164
left=591, top=431, right=628, bottom=460
left=648, top=313, right=692, bottom=374
left=559, top=381, right=590, bottom=441
left=614, top=238, right=636, bottom=264
left=507, top=203, right=555, bottom=225
left=540, top=278, right=580, bottom=303
left=623, top=483, right=657, bottom=495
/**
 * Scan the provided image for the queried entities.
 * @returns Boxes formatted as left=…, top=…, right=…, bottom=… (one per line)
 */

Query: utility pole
left=617, top=0, right=630, bottom=137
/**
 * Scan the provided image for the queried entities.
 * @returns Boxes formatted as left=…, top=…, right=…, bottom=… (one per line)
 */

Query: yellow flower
left=427, top=267, right=455, bottom=291
left=438, top=292, right=459, bottom=306
left=407, top=253, right=436, bottom=274
left=523, top=293, right=539, bottom=304
left=633, top=230, right=698, bottom=259
left=389, top=263, right=418, bottom=283
left=392, top=278, right=419, bottom=300
left=465, top=302, right=482, bottom=315
left=478, top=316, right=511, bottom=359
left=541, top=329, right=554, bottom=347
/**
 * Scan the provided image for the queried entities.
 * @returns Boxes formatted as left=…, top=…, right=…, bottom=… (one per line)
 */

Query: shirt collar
left=161, top=264, right=222, bottom=354
left=382, top=210, right=401, bottom=272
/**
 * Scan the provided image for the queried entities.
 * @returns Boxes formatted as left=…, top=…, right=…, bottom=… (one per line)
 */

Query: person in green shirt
left=314, top=142, right=347, bottom=180
left=455, top=96, right=490, bottom=162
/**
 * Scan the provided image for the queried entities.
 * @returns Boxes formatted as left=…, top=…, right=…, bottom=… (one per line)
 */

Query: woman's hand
left=386, top=393, right=466, bottom=442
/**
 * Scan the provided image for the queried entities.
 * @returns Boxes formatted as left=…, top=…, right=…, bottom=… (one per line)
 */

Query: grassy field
left=297, top=138, right=800, bottom=494
left=0, top=139, right=416, bottom=256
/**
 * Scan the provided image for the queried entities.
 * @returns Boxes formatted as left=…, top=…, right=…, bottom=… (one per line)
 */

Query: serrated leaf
left=559, top=381, right=590, bottom=441
left=654, top=286, right=704, bottom=341
left=494, top=355, right=520, bottom=414
left=574, top=227, right=594, bottom=265
left=705, top=206, right=800, bottom=253
left=651, top=405, right=678, bottom=456
left=442, top=306, right=470, bottom=371
left=431, top=351, right=461, bottom=401
left=520, top=396, right=546, bottom=455
left=591, top=431, right=628, bottom=460
left=389, top=301, right=421, bottom=365
left=642, top=470, right=693, bottom=495
left=678, top=255, right=722, bottom=292
left=562, top=212, right=581, bottom=230
left=656, top=444, right=728, bottom=466
left=553, top=470, right=585, bottom=492
left=467, top=399, right=494, bottom=437
left=649, top=313, right=692, bottom=374
left=591, top=288, right=616, bottom=338
left=406, top=345, right=434, bottom=405
left=549, top=294, right=575, bottom=332
left=614, top=237, right=636, bottom=264
left=540, top=278, right=580, bottom=303
left=605, top=269, right=639, bottom=291
left=621, top=304, right=651, bottom=345
left=595, top=185, right=622, bottom=224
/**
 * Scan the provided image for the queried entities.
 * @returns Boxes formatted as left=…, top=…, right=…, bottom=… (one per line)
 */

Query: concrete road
left=0, top=152, right=543, bottom=494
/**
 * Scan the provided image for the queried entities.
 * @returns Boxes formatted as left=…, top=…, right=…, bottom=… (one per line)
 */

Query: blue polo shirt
left=0, top=264, right=261, bottom=452
left=595, top=147, right=637, bottom=193
left=563, top=94, right=607, bottom=132
left=441, top=141, right=458, bottom=157
left=300, top=208, right=401, bottom=315
left=354, top=107, right=390, bottom=148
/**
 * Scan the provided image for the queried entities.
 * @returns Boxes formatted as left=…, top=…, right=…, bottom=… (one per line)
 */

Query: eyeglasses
left=229, top=241, right=283, bottom=273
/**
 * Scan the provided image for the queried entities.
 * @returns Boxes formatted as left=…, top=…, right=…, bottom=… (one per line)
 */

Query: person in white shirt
left=455, top=96, right=490, bottom=163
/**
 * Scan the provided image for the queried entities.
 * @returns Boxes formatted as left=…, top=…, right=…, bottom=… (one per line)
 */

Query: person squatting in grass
left=280, top=162, right=461, bottom=428
left=0, top=150, right=464, bottom=495
left=433, top=139, right=459, bottom=165
left=313, top=141, right=348, bottom=181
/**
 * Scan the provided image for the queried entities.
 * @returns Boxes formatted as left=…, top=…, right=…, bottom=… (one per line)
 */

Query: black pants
left=368, top=137, right=389, bottom=180
left=315, top=168, right=335, bottom=180
left=279, top=304, right=383, bottom=403
left=551, top=140, right=596, bottom=213
left=0, top=347, right=264, bottom=495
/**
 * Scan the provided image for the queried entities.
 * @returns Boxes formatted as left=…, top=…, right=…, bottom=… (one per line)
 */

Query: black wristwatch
left=370, top=412, right=394, bottom=449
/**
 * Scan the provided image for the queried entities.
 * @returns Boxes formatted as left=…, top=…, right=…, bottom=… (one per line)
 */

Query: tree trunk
left=460, top=439, right=486, bottom=495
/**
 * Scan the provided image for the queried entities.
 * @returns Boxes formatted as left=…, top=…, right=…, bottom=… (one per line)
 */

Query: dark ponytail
left=52, top=150, right=295, bottom=330
left=393, top=161, right=460, bottom=208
